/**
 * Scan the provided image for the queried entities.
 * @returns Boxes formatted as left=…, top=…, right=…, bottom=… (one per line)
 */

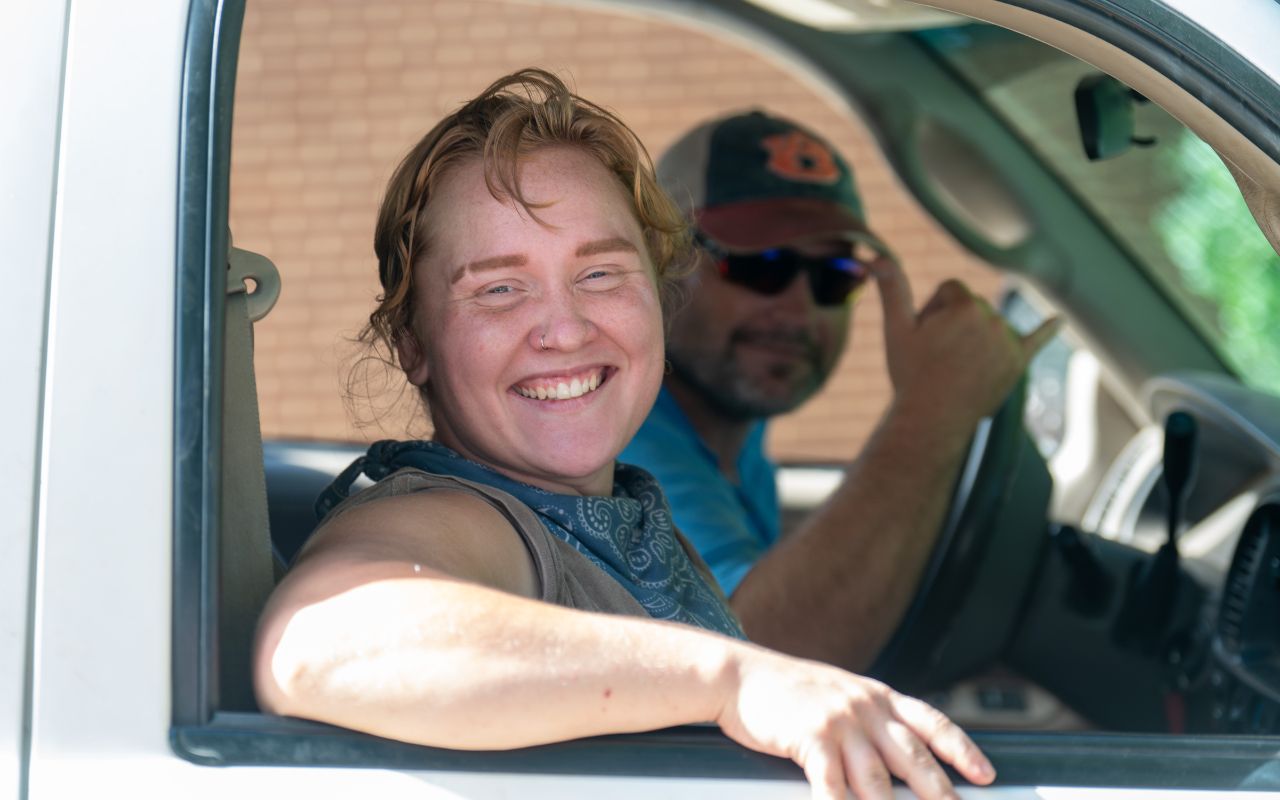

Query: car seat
left=263, top=439, right=368, bottom=566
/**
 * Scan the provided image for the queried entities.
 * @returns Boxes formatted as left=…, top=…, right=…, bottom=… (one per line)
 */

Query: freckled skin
left=400, top=148, right=667, bottom=497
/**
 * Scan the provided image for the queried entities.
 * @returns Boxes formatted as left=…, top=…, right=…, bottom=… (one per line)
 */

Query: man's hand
left=728, top=257, right=1059, bottom=672
left=871, top=257, right=1059, bottom=433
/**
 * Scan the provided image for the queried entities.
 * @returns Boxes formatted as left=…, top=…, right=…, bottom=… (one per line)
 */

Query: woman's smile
left=512, top=366, right=613, bottom=401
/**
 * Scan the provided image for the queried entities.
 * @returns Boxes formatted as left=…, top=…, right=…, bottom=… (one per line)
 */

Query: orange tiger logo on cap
left=761, top=131, right=841, bottom=184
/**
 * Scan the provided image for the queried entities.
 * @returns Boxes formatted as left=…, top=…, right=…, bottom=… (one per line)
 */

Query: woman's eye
left=581, top=268, right=625, bottom=288
left=472, top=282, right=524, bottom=307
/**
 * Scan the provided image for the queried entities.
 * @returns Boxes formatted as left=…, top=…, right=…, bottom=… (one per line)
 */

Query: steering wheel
left=869, top=378, right=1054, bottom=695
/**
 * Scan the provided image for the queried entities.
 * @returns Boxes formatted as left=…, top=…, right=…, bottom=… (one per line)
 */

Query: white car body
left=4, top=0, right=1280, bottom=797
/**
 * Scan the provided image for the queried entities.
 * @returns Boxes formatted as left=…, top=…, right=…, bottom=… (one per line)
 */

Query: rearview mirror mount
left=1075, top=74, right=1156, bottom=161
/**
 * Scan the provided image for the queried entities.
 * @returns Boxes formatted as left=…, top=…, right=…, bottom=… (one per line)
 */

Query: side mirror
left=1074, top=74, right=1156, bottom=161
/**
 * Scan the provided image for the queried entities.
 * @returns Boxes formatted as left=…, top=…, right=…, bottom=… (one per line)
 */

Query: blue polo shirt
left=620, top=386, right=780, bottom=595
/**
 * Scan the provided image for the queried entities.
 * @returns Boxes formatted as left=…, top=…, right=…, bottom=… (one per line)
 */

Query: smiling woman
left=250, top=68, right=996, bottom=800
left=366, top=87, right=675, bottom=494
left=389, top=150, right=668, bottom=496
left=374, top=145, right=658, bottom=491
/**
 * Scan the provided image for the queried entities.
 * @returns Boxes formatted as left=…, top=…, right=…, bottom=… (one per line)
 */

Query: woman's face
left=402, top=146, right=666, bottom=496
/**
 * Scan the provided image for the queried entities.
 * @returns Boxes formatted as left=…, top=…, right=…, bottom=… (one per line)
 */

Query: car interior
left=177, top=0, right=1280, bottom=787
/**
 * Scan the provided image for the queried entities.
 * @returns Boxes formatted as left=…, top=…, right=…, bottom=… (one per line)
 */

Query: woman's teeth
left=516, top=371, right=602, bottom=401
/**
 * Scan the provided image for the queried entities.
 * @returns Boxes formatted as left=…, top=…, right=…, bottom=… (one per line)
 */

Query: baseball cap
left=658, top=110, right=870, bottom=250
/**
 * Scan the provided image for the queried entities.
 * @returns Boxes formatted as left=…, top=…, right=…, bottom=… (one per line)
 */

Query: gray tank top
left=314, top=467, right=725, bottom=618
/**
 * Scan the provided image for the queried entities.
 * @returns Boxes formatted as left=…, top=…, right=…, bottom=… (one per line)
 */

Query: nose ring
left=540, top=334, right=548, bottom=351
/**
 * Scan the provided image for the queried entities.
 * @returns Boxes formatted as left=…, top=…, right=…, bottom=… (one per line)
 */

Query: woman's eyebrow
left=451, top=254, right=527, bottom=284
left=450, top=238, right=638, bottom=283
left=576, top=237, right=639, bottom=258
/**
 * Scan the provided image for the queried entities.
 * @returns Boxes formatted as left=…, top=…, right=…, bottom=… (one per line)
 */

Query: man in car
left=621, top=110, right=1056, bottom=671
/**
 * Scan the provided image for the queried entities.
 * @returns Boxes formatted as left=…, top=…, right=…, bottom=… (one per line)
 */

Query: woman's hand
left=715, top=644, right=995, bottom=800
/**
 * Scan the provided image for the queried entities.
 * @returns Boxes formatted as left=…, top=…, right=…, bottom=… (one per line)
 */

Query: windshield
left=918, top=25, right=1280, bottom=396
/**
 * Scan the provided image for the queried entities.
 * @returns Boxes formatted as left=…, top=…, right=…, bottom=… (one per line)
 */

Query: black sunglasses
left=695, top=232, right=885, bottom=307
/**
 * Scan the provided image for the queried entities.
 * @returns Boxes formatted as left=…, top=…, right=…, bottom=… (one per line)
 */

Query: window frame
left=168, top=0, right=1280, bottom=790
left=172, top=0, right=241, bottom=728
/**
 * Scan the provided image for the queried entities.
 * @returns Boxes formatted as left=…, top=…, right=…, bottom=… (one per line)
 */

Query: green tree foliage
left=1156, top=131, right=1280, bottom=395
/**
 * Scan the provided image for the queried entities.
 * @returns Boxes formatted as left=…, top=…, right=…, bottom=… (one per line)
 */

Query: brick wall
left=229, top=0, right=1002, bottom=462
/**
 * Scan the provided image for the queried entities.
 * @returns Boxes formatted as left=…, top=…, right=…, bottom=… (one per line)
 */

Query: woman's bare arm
left=253, top=489, right=994, bottom=800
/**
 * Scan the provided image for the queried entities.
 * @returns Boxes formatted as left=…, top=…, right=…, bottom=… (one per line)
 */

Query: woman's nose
left=533, top=293, right=599, bottom=352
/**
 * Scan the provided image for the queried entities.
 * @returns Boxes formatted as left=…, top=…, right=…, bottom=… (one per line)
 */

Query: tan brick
left=432, top=2, right=472, bottom=20
left=364, top=48, right=405, bottom=69
left=363, top=3, right=403, bottom=23
left=435, top=44, right=476, bottom=65
left=501, top=41, right=545, bottom=63
left=329, top=72, right=369, bottom=93
left=299, top=188, right=342, bottom=209
left=535, top=16, right=578, bottom=37
left=467, top=20, right=509, bottom=39
left=328, top=26, right=367, bottom=48
left=295, top=49, right=336, bottom=72
left=291, top=5, right=331, bottom=28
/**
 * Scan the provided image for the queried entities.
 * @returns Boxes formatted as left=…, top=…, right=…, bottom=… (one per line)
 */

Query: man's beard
left=668, top=328, right=831, bottom=421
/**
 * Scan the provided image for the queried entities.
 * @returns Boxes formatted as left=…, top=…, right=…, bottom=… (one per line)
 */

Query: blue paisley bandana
left=317, top=440, right=745, bottom=639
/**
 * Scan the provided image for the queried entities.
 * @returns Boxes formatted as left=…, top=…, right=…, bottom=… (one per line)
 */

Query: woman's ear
left=396, top=334, right=430, bottom=387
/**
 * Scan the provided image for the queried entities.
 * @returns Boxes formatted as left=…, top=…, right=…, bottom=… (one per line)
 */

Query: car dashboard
left=1144, top=373, right=1280, bottom=735
left=1009, top=372, right=1280, bottom=734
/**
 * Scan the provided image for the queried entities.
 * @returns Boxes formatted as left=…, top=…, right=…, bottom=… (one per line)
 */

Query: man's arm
left=731, top=261, right=1058, bottom=671
left=253, top=487, right=995, bottom=800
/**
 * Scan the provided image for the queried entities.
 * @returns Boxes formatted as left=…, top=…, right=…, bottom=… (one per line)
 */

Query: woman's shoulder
left=308, top=468, right=510, bottom=544
left=326, top=466, right=475, bottom=513
left=314, top=466, right=516, bottom=529
left=294, top=469, right=538, bottom=593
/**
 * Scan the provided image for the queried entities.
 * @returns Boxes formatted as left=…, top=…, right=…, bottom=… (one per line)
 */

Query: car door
left=20, top=0, right=1280, bottom=798
left=205, top=0, right=1280, bottom=796
left=0, top=2, right=72, bottom=798
left=187, top=1, right=1280, bottom=797
left=16, top=1, right=191, bottom=797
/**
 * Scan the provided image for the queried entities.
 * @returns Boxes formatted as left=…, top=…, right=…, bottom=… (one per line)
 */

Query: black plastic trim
left=172, top=0, right=246, bottom=729
left=177, top=716, right=802, bottom=779
left=1006, top=0, right=1280, bottom=164
left=176, top=715, right=1280, bottom=789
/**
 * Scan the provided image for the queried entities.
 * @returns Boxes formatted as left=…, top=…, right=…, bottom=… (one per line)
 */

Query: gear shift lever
left=1114, top=411, right=1197, bottom=652
left=1162, top=411, right=1197, bottom=547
